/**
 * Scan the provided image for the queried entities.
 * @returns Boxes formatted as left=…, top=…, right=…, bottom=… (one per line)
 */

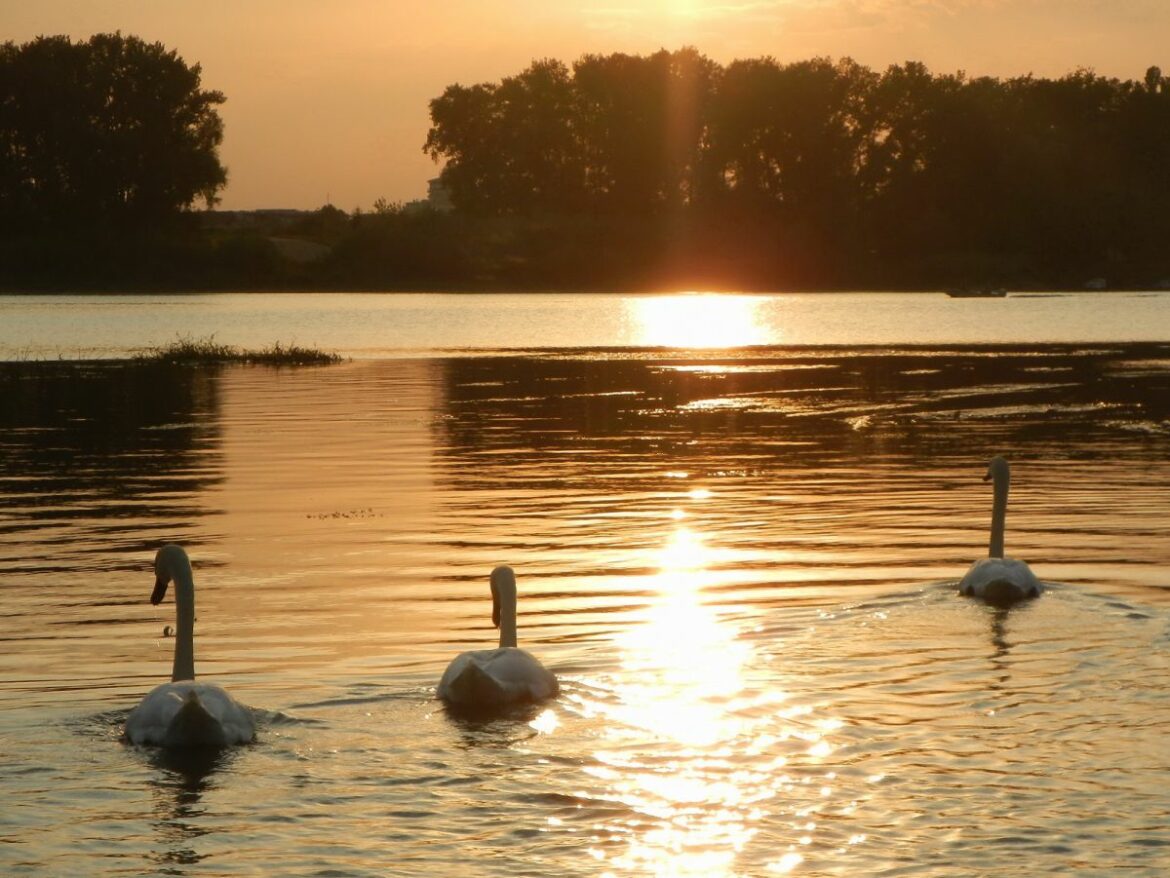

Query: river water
left=2, top=292, right=1170, bottom=876
left=4, top=290, right=1170, bottom=357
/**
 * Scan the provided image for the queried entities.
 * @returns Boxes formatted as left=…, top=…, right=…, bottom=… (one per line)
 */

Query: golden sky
left=3, top=1, right=1164, bottom=211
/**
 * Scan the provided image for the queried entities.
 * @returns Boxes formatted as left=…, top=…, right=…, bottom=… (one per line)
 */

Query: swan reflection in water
left=577, top=522, right=842, bottom=876
left=144, top=746, right=233, bottom=869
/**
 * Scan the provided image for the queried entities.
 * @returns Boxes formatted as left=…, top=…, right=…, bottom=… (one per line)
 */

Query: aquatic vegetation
left=136, top=334, right=342, bottom=365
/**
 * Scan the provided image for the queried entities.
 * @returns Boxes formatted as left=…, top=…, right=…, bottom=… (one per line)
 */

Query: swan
left=958, top=456, right=1042, bottom=606
left=124, top=545, right=255, bottom=748
left=437, top=566, right=558, bottom=711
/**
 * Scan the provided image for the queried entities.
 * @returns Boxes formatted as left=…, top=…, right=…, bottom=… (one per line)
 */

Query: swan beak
left=982, top=469, right=992, bottom=482
left=491, top=580, right=501, bottom=629
left=150, top=576, right=170, bottom=606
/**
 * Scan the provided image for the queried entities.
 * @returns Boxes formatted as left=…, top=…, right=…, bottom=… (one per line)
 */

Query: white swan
left=959, top=456, right=1042, bottom=605
left=124, top=545, right=255, bottom=748
left=437, top=566, right=558, bottom=711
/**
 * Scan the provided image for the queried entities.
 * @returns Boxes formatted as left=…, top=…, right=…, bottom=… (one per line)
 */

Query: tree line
left=2, top=36, right=1167, bottom=290
left=423, top=49, right=1170, bottom=288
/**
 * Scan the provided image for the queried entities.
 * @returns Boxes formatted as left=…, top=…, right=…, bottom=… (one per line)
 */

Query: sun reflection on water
left=572, top=521, right=846, bottom=876
left=629, top=294, right=772, bottom=348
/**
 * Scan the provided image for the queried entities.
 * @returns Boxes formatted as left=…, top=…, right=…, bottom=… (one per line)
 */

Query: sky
left=3, top=1, right=1165, bottom=211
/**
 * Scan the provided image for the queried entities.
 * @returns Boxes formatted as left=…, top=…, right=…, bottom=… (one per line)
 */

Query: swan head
left=152, top=544, right=190, bottom=605
left=489, top=565, right=516, bottom=629
left=984, top=455, right=1009, bottom=484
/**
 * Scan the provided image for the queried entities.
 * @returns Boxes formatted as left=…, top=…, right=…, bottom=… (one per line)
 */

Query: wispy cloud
left=575, top=0, right=1071, bottom=42
left=582, top=0, right=787, bottom=30
left=581, top=0, right=1015, bottom=32
left=577, top=0, right=908, bottom=37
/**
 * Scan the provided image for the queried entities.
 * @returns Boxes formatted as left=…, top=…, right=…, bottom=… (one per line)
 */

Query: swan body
left=958, top=457, right=1042, bottom=606
left=438, top=647, right=558, bottom=706
left=125, top=545, right=254, bottom=747
left=959, top=557, right=1041, bottom=605
left=437, top=566, right=558, bottom=711
left=126, top=680, right=254, bottom=748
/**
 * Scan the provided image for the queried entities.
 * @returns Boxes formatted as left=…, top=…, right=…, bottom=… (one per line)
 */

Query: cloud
left=582, top=0, right=785, bottom=30
left=577, top=0, right=944, bottom=37
left=578, top=0, right=1045, bottom=32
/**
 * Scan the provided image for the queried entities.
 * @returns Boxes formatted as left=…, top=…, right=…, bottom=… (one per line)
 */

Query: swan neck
left=989, top=468, right=1008, bottom=559
left=497, top=591, right=518, bottom=649
left=171, top=566, right=196, bottom=682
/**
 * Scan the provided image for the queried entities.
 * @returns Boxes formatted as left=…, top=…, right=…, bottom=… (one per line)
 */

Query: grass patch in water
left=137, top=335, right=343, bottom=366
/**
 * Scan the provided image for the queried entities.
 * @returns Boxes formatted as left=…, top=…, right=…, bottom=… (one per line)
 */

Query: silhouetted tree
left=425, top=49, right=718, bottom=217
left=573, top=48, right=718, bottom=213
left=0, top=32, right=226, bottom=232
left=425, top=59, right=584, bottom=214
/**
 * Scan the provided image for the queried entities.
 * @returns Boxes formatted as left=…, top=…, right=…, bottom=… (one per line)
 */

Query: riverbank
left=4, top=205, right=1168, bottom=295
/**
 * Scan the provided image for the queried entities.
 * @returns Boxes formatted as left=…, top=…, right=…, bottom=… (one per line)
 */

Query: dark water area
left=2, top=342, right=1170, bottom=875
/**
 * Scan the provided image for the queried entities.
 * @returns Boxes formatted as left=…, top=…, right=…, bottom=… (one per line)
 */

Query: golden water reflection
left=628, top=294, right=772, bottom=348
left=576, top=523, right=841, bottom=876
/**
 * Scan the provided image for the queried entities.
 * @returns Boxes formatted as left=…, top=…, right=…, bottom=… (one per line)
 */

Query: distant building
left=427, top=178, right=453, bottom=213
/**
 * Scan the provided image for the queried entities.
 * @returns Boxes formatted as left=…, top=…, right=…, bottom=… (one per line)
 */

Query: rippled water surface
left=4, top=290, right=1170, bottom=357
left=3, top=297, right=1170, bottom=876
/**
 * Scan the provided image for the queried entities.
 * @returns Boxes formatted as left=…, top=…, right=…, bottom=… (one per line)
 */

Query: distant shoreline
left=1, top=286, right=1162, bottom=296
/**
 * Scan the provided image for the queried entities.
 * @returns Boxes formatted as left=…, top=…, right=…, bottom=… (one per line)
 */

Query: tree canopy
left=0, top=32, right=227, bottom=232
left=425, top=50, right=1170, bottom=288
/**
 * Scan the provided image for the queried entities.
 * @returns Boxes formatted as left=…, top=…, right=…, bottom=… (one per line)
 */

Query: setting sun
left=628, top=294, right=771, bottom=348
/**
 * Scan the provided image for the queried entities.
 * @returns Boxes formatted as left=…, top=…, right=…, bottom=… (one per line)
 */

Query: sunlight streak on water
left=569, top=524, right=844, bottom=876
left=607, top=527, right=755, bottom=746
left=627, top=294, right=772, bottom=348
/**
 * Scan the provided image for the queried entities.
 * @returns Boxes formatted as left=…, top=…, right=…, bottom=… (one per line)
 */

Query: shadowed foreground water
left=2, top=343, right=1170, bottom=876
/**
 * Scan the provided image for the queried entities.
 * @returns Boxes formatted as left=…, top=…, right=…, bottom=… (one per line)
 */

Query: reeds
left=136, top=335, right=343, bottom=366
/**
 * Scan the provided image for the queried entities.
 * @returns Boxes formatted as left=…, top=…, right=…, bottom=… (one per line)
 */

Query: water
left=3, top=290, right=1170, bottom=358
left=2, top=292, right=1170, bottom=876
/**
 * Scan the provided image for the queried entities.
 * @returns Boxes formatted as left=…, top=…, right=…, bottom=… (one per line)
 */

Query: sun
left=627, top=293, right=772, bottom=348
left=667, top=0, right=702, bottom=17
